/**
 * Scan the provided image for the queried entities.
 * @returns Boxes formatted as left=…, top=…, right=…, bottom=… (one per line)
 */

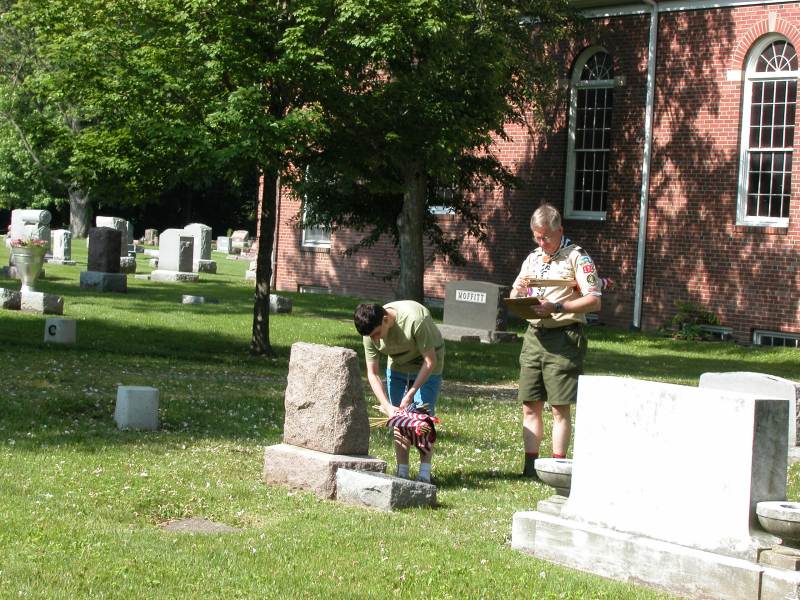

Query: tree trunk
left=396, top=164, right=427, bottom=302
left=68, top=185, right=91, bottom=238
left=250, top=171, right=277, bottom=357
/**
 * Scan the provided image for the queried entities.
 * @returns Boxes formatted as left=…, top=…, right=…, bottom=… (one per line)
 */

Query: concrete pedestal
left=263, top=443, right=386, bottom=500
left=114, top=386, right=159, bottom=430
left=80, top=271, right=127, bottom=293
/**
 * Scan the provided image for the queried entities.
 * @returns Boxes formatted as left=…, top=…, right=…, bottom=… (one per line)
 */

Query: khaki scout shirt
left=363, top=300, right=445, bottom=375
left=511, top=236, right=602, bottom=328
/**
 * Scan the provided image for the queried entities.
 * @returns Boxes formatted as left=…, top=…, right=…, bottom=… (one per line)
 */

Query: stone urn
left=757, top=501, right=800, bottom=547
left=11, top=244, right=47, bottom=292
left=534, top=457, right=573, bottom=497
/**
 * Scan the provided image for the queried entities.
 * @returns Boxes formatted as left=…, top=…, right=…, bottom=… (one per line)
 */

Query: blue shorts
left=386, top=369, right=442, bottom=416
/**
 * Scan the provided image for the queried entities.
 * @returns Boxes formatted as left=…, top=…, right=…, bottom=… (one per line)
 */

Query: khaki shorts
left=517, top=323, right=587, bottom=406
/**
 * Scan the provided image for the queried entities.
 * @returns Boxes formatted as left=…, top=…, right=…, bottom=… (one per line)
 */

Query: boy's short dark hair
left=354, top=303, right=386, bottom=336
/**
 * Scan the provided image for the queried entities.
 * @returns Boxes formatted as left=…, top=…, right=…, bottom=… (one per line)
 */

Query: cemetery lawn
left=1, top=240, right=798, bottom=600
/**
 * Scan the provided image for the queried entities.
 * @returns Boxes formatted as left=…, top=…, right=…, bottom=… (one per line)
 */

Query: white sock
left=396, top=464, right=409, bottom=478
left=418, top=463, right=432, bottom=482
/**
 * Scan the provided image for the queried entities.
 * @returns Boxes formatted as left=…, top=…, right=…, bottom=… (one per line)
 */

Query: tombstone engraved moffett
left=438, top=280, right=514, bottom=343
left=79, top=227, right=127, bottom=292
left=512, top=375, right=794, bottom=600
left=263, top=342, right=385, bottom=499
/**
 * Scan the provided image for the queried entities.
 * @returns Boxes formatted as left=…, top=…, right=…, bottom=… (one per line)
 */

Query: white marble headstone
left=158, top=228, right=194, bottom=272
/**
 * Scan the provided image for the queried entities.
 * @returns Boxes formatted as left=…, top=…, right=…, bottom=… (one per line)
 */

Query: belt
left=529, top=321, right=582, bottom=331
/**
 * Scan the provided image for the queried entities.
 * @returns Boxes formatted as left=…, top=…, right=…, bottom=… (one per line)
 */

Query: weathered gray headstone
left=184, top=223, right=212, bottom=260
left=87, top=227, right=122, bottom=273
left=95, top=216, right=128, bottom=256
left=283, top=342, right=370, bottom=455
left=216, top=236, right=231, bottom=254
left=270, top=294, right=292, bottom=314
left=439, top=280, right=513, bottom=343
left=119, top=256, right=137, bottom=274
left=143, top=228, right=159, bottom=246
left=700, top=372, right=800, bottom=462
left=230, top=230, right=250, bottom=254
left=50, top=229, right=72, bottom=261
left=336, top=469, right=437, bottom=511
left=158, top=229, right=194, bottom=272
left=263, top=443, right=386, bottom=500
left=7, top=209, right=51, bottom=251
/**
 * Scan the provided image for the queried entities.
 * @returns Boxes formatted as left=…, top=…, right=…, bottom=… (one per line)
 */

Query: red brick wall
left=273, top=5, right=800, bottom=344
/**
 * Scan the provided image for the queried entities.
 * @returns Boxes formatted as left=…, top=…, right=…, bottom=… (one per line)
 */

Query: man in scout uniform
left=510, top=203, right=602, bottom=477
left=354, top=301, right=445, bottom=483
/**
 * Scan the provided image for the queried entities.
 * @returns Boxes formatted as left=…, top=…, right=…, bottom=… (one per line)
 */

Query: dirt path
left=442, top=381, right=518, bottom=400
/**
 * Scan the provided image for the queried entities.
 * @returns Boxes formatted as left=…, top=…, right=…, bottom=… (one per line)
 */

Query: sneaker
left=416, top=475, right=434, bottom=485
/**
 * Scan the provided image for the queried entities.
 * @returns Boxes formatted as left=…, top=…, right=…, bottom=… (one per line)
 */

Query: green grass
left=0, top=239, right=797, bottom=599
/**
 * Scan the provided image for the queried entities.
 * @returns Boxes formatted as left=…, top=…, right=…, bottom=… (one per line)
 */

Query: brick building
left=268, top=0, right=800, bottom=346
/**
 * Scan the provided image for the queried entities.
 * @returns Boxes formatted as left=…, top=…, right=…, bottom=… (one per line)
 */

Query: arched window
left=737, top=37, right=798, bottom=227
left=564, top=48, right=614, bottom=220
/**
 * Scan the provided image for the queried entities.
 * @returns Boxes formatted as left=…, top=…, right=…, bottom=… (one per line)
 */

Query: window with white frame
left=564, top=47, right=614, bottom=220
left=737, top=37, right=798, bottom=227
left=301, top=204, right=331, bottom=248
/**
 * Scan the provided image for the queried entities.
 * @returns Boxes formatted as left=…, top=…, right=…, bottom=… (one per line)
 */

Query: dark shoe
left=521, top=456, right=540, bottom=480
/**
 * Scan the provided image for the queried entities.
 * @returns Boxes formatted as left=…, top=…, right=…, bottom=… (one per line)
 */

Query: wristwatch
left=553, top=302, right=563, bottom=314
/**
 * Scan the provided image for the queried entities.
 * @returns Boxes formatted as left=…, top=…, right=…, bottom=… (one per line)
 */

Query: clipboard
left=503, top=296, right=541, bottom=319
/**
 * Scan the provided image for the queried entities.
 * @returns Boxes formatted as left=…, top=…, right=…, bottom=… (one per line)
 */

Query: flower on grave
left=9, top=238, right=47, bottom=248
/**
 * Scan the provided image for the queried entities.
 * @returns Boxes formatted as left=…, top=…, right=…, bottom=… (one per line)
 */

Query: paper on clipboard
left=503, top=296, right=541, bottom=320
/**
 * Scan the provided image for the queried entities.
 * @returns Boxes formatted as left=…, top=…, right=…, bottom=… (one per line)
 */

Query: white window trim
left=736, top=34, right=797, bottom=228
left=301, top=204, right=331, bottom=249
left=564, top=46, right=613, bottom=221
left=753, top=329, right=800, bottom=348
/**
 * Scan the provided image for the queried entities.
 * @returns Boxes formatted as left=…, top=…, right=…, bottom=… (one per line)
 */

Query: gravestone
left=114, top=386, right=159, bottom=430
left=700, top=372, right=800, bottom=463
left=44, top=318, right=76, bottom=344
left=143, top=228, right=159, bottom=246
left=216, top=236, right=231, bottom=254
left=95, top=216, right=128, bottom=257
left=87, top=227, right=121, bottom=273
left=150, top=229, right=199, bottom=283
left=21, top=290, right=63, bottom=314
left=80, top=227, right=127, bottom=293
left=230, top=230, right=251, bottom=254
left=336, top=469, right=437, bottom=511
left=437, top=280, right=515, bottom=343
left=263, top=342, right=385, bottom=499
left=512, top=375, right=795, bottom=600
left=183, top=223, right=216, bottom=273
left=48, top=229, right=75, bottom=265
left=283, top=342, right=369, bottom=454
left=6, top=209, right=51, bottom=249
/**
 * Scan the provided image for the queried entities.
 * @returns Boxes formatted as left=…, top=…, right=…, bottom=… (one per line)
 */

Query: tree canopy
left=295, top=0, right=579, bottom=300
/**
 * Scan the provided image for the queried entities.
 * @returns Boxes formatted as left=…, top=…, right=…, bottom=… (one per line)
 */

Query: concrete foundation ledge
left=336, top=469, right=436, bottom=511
left=511, top=510, right=779, bottom=600
left=150, top=270, right=200, bottom=283
left=263, top=443, right=386, bottom=500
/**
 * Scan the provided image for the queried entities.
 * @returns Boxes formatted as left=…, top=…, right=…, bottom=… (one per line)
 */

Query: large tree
left=296, top=0, right=578, bottom=301
left=0, top=0, right=229, bottom=236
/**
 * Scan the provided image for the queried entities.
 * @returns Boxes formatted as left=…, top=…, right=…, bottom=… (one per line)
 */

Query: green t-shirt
left=363, top=300, right=445, bottom=375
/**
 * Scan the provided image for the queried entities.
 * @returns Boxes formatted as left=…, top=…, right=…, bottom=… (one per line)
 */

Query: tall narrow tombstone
left=48, top=229, right=75, bottom=265
left=183, top=223, right=216, bottom=273
left=80, top=227, right=127, bottom=292
left=143, top=228, right=159, bottom=246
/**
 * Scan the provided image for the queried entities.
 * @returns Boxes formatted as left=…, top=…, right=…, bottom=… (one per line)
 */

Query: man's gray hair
left=530, top=203, right=562, bottom=230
